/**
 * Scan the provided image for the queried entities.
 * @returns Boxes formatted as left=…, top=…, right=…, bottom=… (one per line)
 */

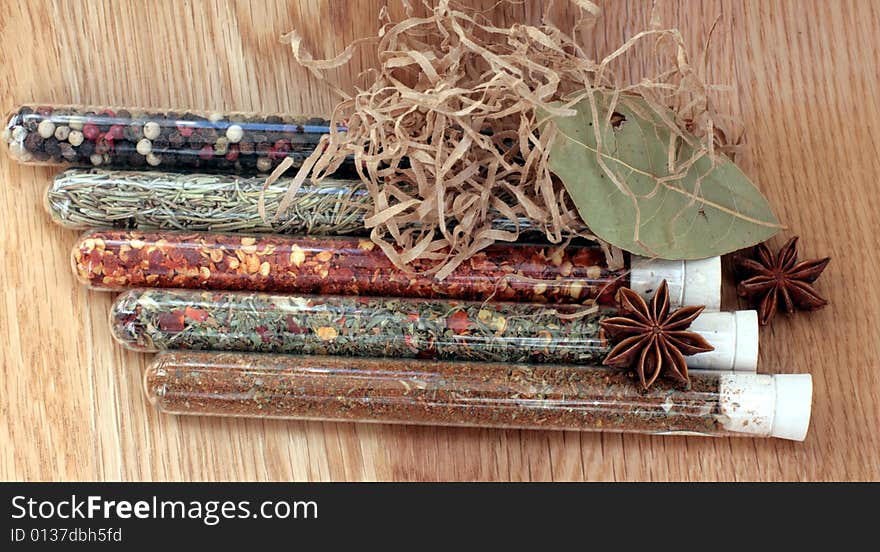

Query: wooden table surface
left=2, top=0, right=878, bottom=482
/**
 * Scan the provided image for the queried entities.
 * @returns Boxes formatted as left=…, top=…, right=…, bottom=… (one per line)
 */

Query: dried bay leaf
left=543, top=92, right=781, bottom=259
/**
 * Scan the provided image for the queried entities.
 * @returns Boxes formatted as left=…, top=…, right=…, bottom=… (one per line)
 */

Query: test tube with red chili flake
left=144, top=351, right=813, bottom=440
left=2, top=104, right=351, bottom=175
left=71, top=229, right=721, bottom=308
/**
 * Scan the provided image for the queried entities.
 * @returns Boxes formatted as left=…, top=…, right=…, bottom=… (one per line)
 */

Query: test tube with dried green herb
left=47, top=169, right=372, bottom=235
left=110, top=289, right=757, bottom=370
left=72, top=229, right=721, bottom=308
left=145, top=352, right=812, bottom=440
left=3, top=104, right=353, bottom=174
left=45, top=168, right=546, bottom=236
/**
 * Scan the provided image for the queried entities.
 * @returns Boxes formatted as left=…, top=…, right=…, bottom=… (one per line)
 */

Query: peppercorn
left=225, top=144, right=240, bottom=162
left=106, top=124, right=125, bottom=141
left=59, top=142, right=77, bottom=161
left=23, top=132, right=44, bottom=153
left=198, top=144, right=215, bottom=160
left=143, top=122, right=161, bottom=140
left=168, top=132, right=186, bottom=148
left=136, top=139, right=152, bottom=156
left=95, top=136, right=113, bottom=155
left=37, top=119, right=56, bottom=139
left=54, top=125, right=71, bottom=141
left=125, top=123, right=144, bottom=142
left=82, top=123, right=100, bottom=141
left=256, top=157, right=272, bottom=172
left=43, top=137, right=61, bottom=159
left=214, top=136, right=229, bottom=156
left=238, top=140, right=254, bottom=156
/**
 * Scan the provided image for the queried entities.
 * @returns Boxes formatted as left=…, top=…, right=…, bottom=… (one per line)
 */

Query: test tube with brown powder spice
left=145, top=352, right=812, bottom=440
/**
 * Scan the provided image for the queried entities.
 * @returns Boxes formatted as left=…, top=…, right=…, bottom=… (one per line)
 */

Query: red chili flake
left=407, top=313, right=420, bottom=322
left=102, top=252, right=120, bottom=274
left=255, top=325, right=272, bottom=343
left=446, top=311, right=470, bottom=334
left=148, top=249, right=164, bottom=271
left=198, top=144, right=215, bottom=160
left=158, top=310, right=186, bottom=332
left=285, top=315, right=308, bottom=334
left=82, top=123, right=101, bottom=141
left=184, top=307, right=209, bottom=322
left=181, top=246, right=203, bottom=264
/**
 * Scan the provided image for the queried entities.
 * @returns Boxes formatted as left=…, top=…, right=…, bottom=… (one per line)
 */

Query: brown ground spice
left=145, top=352, right=731, bottom=436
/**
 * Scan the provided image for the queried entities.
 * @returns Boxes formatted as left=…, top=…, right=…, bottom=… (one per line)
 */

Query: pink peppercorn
left=269, top=139, right=291, bottom=160
left=198, top=144, right=215, bottom=160
left=82, top=123, right=101, bottom=141
left=106, top=124, right=125, bottom=141
left=225, top=144, right=240, bottom=162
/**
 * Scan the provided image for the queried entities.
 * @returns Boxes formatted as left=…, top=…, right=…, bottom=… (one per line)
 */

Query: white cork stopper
left=630, top=256, right=721, bottom=310
left=686, top=310, right=759, bottom=372
left=718, top=374, right=813, bottom=441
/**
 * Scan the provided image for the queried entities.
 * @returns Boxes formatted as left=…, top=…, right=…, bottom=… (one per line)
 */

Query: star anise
left=735, top=237, right=830, bottom=326
left=600, top=280, right=714, bottom=390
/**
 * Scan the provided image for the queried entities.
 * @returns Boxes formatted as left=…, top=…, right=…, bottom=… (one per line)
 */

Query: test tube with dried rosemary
left=110, top=289, right=757, bottom=370
left=3, top=104, right=353, bottom=174
left=72, top=229, right=721, bottom=308
left=145, top=352, right=813, bottom=440
left=47, top=169, right=372, bottom=235
left=45, top=168, right=545, bottom=236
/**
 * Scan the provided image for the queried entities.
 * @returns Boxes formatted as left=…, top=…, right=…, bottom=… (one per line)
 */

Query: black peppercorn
left=77, top=140, right=96, bottom=159
left=168, top=132, right=186, bottom=148
left=59, top=142, right=77, bottom=161
left=23, top=132, right=44, bottom=153
left=124, top=123, right=144, bottom=142
left=200, top=127, right=219, bottom=144
left=95, top=136, right=113, bottom=155
left=44, top=137, right=61, bottom=159
left=187, top=132, right=205, bottom=148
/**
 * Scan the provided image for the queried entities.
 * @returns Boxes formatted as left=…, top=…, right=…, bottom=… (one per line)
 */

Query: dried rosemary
left=47, top=168, right=565, bottom=236
left=47, top=169, right=371, bottom=234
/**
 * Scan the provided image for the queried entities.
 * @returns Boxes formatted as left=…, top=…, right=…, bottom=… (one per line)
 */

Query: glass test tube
left=3, top=104, right=351, bottom=174
left=45, top=168, right=569, bottom=237
left=111, top=289, right=757, bottom=370
left=145, top=352, right=813, bottom=440
left=72, top=230, right=721, bottom=308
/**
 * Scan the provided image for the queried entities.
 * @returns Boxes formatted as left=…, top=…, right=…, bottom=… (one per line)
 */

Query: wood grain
left=1, top=0, right=878, bottom=481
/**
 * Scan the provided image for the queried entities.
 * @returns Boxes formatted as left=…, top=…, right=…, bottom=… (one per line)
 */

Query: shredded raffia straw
left=275, top=0, right=736, bottom=279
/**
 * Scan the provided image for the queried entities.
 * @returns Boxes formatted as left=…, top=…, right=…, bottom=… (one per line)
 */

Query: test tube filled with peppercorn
left=110, top=289, right=758, bottom=370
left=72, top=229, right=721, bottom=308
left=2, top=104, right=351, bottom=175
left=144, top=352, right=813, bottom=441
